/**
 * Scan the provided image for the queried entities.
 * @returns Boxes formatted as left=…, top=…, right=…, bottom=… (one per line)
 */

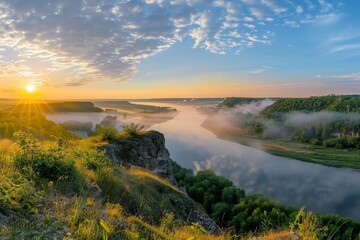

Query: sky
left=0, top=0, right=359, bottom=99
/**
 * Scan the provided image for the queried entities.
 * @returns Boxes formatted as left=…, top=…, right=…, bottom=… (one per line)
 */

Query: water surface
left=147, top=103, right=360, bottom=221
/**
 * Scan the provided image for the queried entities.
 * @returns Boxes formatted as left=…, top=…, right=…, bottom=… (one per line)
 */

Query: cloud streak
left=0, top=0, right=342, bottom=86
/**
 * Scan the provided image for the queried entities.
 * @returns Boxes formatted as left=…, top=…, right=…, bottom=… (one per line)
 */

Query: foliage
left=13, top=131, right=83, bottom=190
left=0, top=171, right=40, bottom=214
left=172, top=161, right=360, bottom=239
left=261, top=95, right=360, bottom=118
left=71, top=146, right=112, bottom=171
left=323, top=137, right=360, bottom=149
left=96, top=125, right=119, bottom=141
left=172, top=162, right=294, bottom=232
left=319, top=214, right=360, bottom=240
left=0, top=108, right=75, bottom=140
left=218, top=97, right=267, bottom=108
left=218, top=95, right=360, bottom=150
left=290, top=207, right=328, bottom=240
left=59, top=120, right=93, bottom=133
left=121, top=122, right=145, bottom=137
left=42, top=101, right=103, bottom=113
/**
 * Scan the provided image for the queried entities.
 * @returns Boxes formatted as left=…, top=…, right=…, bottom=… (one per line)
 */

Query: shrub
left=13, top=131, right=82, bottom=190
left=95, top=125, right=119, bottom=141
left=290, top=207, right=328, bottom=240
left=0, top=171, right=40, bottom=214
left=71, top=147, right=112, bottom=171
left=121, top=123, right=144, bottom=137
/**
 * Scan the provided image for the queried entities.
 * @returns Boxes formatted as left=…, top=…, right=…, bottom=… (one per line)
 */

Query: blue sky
left=0, top=0, right=359, bottom=98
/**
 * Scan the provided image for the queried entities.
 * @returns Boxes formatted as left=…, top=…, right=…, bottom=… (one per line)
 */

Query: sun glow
left=26, top=84, right=36, bottom=93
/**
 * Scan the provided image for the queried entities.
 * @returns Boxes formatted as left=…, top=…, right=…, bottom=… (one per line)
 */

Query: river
left=146, top=102, right=360, bottom=221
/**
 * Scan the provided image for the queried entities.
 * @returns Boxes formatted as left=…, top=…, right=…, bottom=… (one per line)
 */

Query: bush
left=13, top=131, right=83, bottom=190
left=71, top=147, right=112, bottom=171
left=96, top=125, right=119, bottom=141
left=121, top=123, right=144, bottom=137
left=0, top=171, right=40, bottom=214
left=290, top=207, right=328, bottom=240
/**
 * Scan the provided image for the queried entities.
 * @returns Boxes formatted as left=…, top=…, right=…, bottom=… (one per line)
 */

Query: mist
left=231, top=99, right=276, bottom=114
left=263, top=112, right=360, bottom=139
left=203, top=99, right=360, bottom=140
left=46, top=109, right=178, bottom=138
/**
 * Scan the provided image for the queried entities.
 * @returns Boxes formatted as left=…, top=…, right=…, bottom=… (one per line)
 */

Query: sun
left=26, top=84, right=36, bottom=93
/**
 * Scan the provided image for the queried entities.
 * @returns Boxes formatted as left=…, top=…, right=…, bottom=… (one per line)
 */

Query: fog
left=231, top=99, right=275, bottom=114
left=204, top=99, right=360, bottom=139
left=263, top=111, right=360, bottom=139
left=46, top=107, right=178, bottom=138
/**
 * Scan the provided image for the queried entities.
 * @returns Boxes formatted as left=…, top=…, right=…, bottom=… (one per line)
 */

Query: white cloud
left=243, top=16, right=254, bottom=22
left=327, top=44, right=360, bottom=55
left=0, top=0, right=342, bottom=86
left=328, top=73, right=360, bottom=81
left=296, top=6, right=304, bottom=14
left=246, top=66, right=272, bottom=74
left=260, top=0, right=287, bottom=14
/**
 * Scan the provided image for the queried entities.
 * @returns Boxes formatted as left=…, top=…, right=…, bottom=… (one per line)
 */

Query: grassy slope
left=0, top=137, right=227, bottom=240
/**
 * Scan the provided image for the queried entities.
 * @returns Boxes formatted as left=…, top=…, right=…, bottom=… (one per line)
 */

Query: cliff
left=99, top=131, right=176, bottom=184
left=99, top=131, right=219, bottom=233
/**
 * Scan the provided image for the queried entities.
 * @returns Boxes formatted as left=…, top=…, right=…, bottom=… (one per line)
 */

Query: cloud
left=246, top=66, right=272, bottom=74
left=321, top=28, right=360, bottom=59
left=0, top=0, right=342, bottom=87
left=328, top=72, right=360, bottom=81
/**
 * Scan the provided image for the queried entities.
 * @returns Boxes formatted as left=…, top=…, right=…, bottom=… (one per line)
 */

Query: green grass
left=0, top=135, right=232, bottom=239
left=225, top=135, right=360, bottom=169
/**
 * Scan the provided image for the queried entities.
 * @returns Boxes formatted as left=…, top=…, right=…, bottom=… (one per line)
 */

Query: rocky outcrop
left=99, top=131, right=176, bottom=185
left=99, top=131, right=220, bottom=233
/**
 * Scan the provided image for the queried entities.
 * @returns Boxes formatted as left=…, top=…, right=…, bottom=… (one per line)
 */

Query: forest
left=218, top=95, right=360, bottom=150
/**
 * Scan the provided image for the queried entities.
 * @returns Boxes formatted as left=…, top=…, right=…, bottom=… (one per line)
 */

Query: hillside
left=1, top=125, right=359, bottom=239
left=261, top=95, right=360, bottom=118
left=217, top=97, right=269, bottom=108
left=42, top=101, right=104, bottom=113
left=0, top=130, right=220, bottom=239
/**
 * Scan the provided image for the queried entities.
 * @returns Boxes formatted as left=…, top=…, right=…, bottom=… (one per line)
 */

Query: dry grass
left=256, top=230, right=292, bottom=240
left=129, top=168, right=183, bottom=194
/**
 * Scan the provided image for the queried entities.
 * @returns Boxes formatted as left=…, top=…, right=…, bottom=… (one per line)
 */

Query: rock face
left=99, top=131, right=220, bottom=233
left=99, top=131, right=176, bottom=185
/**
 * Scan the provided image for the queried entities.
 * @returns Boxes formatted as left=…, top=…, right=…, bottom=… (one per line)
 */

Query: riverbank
left=202, top=118, right=360, bottom=169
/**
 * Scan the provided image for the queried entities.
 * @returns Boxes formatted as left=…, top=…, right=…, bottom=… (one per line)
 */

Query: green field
left=225, top=134, right=360, bottom=169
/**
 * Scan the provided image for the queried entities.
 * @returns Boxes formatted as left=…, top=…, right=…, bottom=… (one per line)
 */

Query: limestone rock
left=100, top=131, right=177, bottom=185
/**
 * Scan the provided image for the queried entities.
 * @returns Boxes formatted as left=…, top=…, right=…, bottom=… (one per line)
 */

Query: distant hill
left=42, top=101, right=103, bottom=113
left=261, top=95, right=360, bottom=118
left=217, top=97, right=270, bottom=108
left=94, top=100, right=176, bottom=113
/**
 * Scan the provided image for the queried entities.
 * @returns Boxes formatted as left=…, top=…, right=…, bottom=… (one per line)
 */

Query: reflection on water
left=148, top=103, right=360, bottom=221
